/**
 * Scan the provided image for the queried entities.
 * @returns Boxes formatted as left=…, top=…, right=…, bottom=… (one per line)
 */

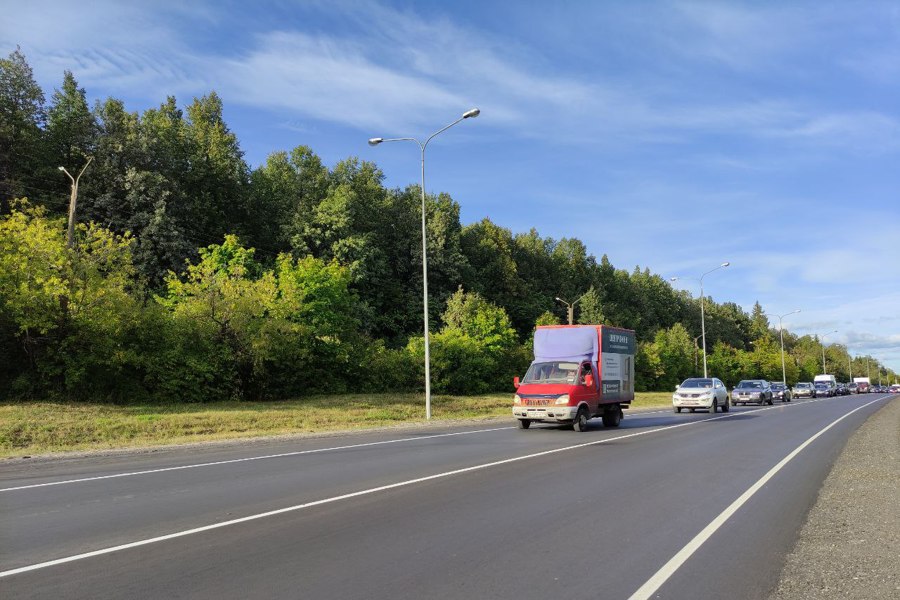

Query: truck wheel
left=709, top=400, right=718, bottom=413
left=674, top=406, right=682, bottom=413
left=602, top=407, right=622, bottom=427
left=573, top=408, right=589, bottom=432
left=517, top=419, right=531, bottom=429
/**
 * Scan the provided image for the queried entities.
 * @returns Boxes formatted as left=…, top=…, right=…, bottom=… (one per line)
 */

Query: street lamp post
left=693, top=334, right=703, bottom=370
left=764, top=309, right=801, bottom=384
left=819, top=330, right=838, bottom=374
left=368, top=108, right=480, bottom=420
left=59, top=157, right=93, bottom=248
left=555, top=294, right=586, bottom=325
left=670, top=261, right=730, bottom=378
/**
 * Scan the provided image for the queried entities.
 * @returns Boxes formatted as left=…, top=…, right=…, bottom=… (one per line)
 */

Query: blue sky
left=3, top=0, right=899, bottom=372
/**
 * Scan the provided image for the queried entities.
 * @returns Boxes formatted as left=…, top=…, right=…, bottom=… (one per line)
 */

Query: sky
left=3, top=0, right=899, bottom=373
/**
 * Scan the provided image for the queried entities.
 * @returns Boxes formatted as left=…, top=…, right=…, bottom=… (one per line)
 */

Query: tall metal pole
left=59, top=157, right=93, bottom=248
left=418, top=145, right=431, bottom=419
left=368, top=109, right=479, bottom=420
left=672, top=262, right=729, bottom=378
left=699, top=280, right=708, bottom=378
left=693, top=335, right=702, bottom=371
left=765, top=309, right=800, bottom=384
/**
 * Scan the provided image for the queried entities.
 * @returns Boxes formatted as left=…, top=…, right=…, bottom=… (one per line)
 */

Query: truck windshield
left=522, top=362, right=580, bottom=384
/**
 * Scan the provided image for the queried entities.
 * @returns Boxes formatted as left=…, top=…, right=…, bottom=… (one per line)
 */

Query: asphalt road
left=0, top=393, right=894, bottom=599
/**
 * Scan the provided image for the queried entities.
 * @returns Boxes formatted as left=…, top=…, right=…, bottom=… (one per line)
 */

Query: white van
left=813, top=374, right=837, bottom=397
left=814, top=374, right=837, bottom=387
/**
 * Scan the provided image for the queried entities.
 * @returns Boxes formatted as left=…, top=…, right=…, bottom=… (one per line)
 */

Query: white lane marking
left=627, top=395, right=888, bottom=600
left=0, top=428, right=513, bottom=493
left=1, top=405, right=775, bottom=578
left=0, top=396, right=843, bottom=492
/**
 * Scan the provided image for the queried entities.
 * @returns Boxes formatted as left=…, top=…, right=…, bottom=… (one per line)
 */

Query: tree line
left=1, top=48, right=895, bottom=402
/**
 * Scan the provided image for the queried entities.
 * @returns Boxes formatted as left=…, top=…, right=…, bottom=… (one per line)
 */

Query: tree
left=576, top=285, right=606, bottom=325
left=749, top=301, right=771, bottom=342
left=0, top=200, right=145, bottom=398
left=248, top=146, right=328, bottom=255
left=441, top=288, right=517, bottom=352
left=0, top=47, right=46, bottom=212
left=181, top=92, right=250, bottom=246
left=460, top=218, right=529, bottom=329
left=45, top=71, right=97, bottom=213
left=654, top=323, right=695, bottom=389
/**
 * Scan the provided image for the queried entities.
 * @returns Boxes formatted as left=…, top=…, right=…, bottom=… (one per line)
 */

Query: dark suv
left=814, top=383, right=834, bottom=398
left=771, top=382, right=792, bottom=402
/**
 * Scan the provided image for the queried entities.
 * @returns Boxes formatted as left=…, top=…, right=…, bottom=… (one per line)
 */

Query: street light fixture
left=819, top=330, right=838, bottom=374
left=555, top=294, right=587, bottom=326
left=368, top=108, right=480, bottom=420
left=59, top=157, right=93, bottom=248
left=764, top=309, right=801, bottom=384
left=670, top=261, right=730, bottom=378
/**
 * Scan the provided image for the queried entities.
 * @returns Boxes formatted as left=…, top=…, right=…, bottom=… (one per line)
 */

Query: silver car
left=792, top=382, right=815, bottom=398
left=731, top=380, right=774, bottom=406
left=673, top=377, right=730, bottom=413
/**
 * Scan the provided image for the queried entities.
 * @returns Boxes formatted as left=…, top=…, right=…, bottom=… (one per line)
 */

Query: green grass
left=0, top=391, right=674, bottom=458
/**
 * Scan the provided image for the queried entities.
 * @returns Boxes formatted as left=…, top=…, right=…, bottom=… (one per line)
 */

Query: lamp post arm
left=424, top=116, right=467, bottom=151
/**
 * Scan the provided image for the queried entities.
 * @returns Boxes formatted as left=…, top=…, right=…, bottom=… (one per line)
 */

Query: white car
left=673, top=377, right=730, bottom=413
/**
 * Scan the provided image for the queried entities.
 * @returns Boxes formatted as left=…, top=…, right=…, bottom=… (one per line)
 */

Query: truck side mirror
left=584, top=374, right=594, bottom=387
left=513, top=376, right=520, bottom=389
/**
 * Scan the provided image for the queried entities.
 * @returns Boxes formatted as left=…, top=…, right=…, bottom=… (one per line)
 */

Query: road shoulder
left=771, top=396, right=899, bottom=600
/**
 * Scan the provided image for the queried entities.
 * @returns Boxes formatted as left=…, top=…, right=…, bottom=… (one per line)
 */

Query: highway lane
left=1, top=394, right=893, bottom=599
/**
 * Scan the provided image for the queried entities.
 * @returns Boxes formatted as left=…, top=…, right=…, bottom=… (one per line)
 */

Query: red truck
left=513, top=324, right=636, bottom=431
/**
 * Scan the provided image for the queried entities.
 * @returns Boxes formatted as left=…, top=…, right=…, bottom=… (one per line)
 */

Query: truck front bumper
left=513, top=406, right=579, bottom=423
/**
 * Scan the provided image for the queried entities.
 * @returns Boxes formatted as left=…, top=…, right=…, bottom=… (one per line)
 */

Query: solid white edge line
left=0, top=427, right=514, bottom=492
left=627, top=396, right=888, bottom=600
left=1, top=406, right=760, bottom=578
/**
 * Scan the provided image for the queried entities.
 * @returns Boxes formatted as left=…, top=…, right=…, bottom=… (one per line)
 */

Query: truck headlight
left=513, top=395, right=522, bottom=405
left=555, top=395, right=570, bottom=405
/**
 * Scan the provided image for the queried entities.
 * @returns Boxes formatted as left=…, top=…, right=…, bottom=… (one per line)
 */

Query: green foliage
left=4, top=50, right=898, bottom=402
left=0, top=47, right=46, bottom=211
left=576, top=286, right=605, bottom=325
left=653, top=323, right=695, bottom=389
left=441, top=288, right=517, bottom=352
left=46, top=71, right=96, bottom=172
left=405, top=290, right=525, bottom=395
left=535, top=311, right=561, bottom=327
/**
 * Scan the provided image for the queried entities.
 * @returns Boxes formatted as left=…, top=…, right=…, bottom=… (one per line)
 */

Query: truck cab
left=513, top=325, right=635, bottom=431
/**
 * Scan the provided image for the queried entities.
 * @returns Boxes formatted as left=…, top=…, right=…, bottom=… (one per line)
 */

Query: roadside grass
left=0, top=391, right=674, bottom=458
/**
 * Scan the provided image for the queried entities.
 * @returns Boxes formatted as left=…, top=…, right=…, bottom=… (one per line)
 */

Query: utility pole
left=59, top=157, right=93, bottom=248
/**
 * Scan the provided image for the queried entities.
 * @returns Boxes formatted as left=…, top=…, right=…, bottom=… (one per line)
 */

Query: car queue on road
left=671, top=375, right=892, bottom=413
